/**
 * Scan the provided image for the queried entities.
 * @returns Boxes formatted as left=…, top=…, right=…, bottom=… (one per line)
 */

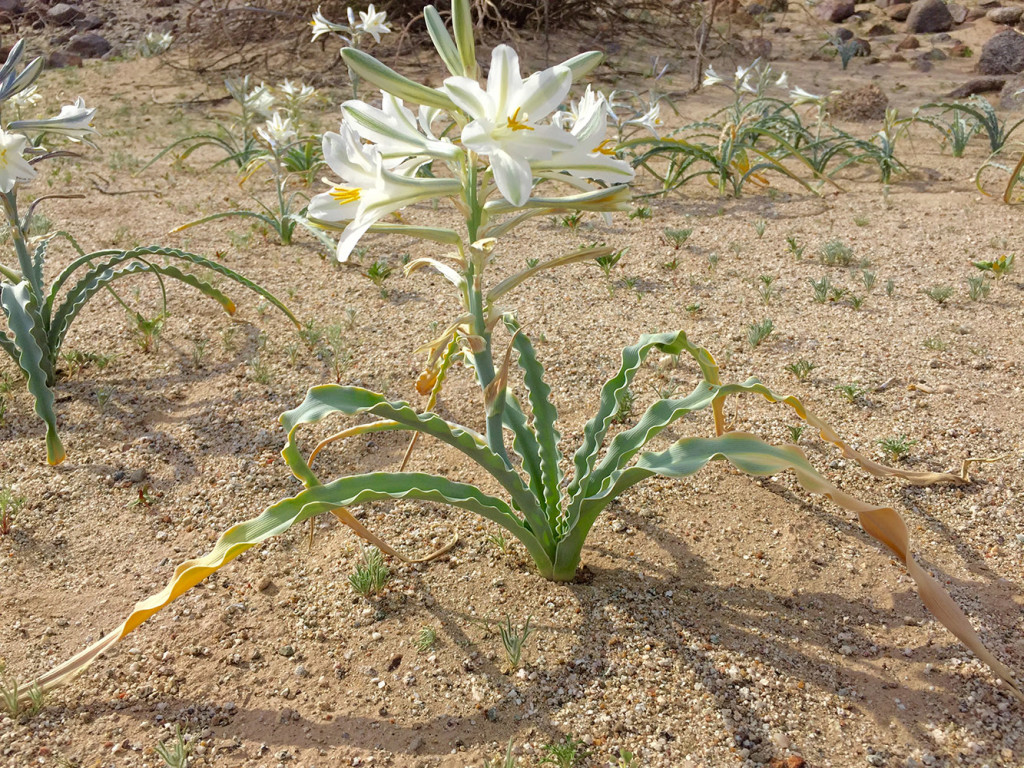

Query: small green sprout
left=154, top=725, right=191, bottom=768
left=757, top=274, right=778, bottom=304
left=349, top=546, right=390, bottom=597
left=663, top=227, right=692, bottom=248
left=560, top=210, right=584, bottom=230
left=685, top=302, right=703, bottom=316
left=498, top=615, right=535, bottom=672
left=539, top=735, right=589, bottom=768
left=923, top=337, right=948, bottom=351
left=786, top=235, right=805, bottom=259
left=810, top=275, right=832, bottom=304
left=788, top=425, right=806, bottom=443
left=966, top=274, right=991, bottom=301
left=747, top=318, right=775, bottom=348
left=753, top=217, right=767, bottom=238
left=628, top=205, right=652, bottom=220
left=784, top=359, right=817, bottom=381
left=706, top=252, right=720, bottom=271
left=595, top=248, right=625, bottom=277
left=861, top=269, right=876, bottom=292
left=885, top=278, right=896, bottom=297
left=849, top=294, right=866, bottom=311
left=364, top=260, right=394, bottom=296
left=612, top=386, right=636, bottom=423
left=835, top=383, right=866, bottom=404
left=415, top=626, right=437, bottom=653
left=661, top=257, right=679, bottom=270
left=922, top=284, right=954, bottom=305
left=819, top=239, right=855, bottom=267
left=877, top=435, right=917, bottom=463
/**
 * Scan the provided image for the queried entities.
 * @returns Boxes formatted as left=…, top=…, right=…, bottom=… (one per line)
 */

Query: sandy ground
left=1, top=8, right=1023, bottom=768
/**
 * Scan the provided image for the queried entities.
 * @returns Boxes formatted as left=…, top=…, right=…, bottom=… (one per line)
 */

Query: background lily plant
left=18, top=2, right=1021, bottom=705
left=0, top=40, right=298, bottom=464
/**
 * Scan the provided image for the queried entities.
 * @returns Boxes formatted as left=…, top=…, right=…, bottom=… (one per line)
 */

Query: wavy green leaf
left=0, top=282, right=64, bottom=464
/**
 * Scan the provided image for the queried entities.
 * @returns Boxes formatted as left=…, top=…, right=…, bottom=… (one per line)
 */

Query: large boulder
left=65, top=31, right=110, bottom=58
left=905, top=0, right=954, bottom=33
left=977, top=28, right=1024, bottom=75
left=987, top=6, right=1024, bottom=24
left=815, top=0, right=856, bottom=22
left=999, top=73, right=1024, bottom=109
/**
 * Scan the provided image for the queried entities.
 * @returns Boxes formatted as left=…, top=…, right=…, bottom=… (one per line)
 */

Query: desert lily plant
left=17, top=3, right=1021, bottom=706
left=171, top=110, right=330, bottom=246
left=142, top=75, right=278, bottom=172
left=627, top=60, right=837, bottom=197
left=310, top=4, right=391, bottom=99
left=0, top=41, right=298, bottom=464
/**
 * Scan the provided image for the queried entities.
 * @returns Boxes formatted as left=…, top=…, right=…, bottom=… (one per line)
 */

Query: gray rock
left=987, top=6, right=1023, bottom=24
left=45, top=50, right=83, bottom=68
left=835, top=26, right=855, bottom=41
left=947, top=76, right=1006, bottom=98
left=906, top=0, right=954, bottom=33
left=47, top=3, right=83, bottom=25
left=948, top=3, right=968, bottom=23
left=999, top=72, right=1024, bottom=108
left=66, top=31, right=111, bottom=58
left=978, top=28, right=1024, bottom=75
left=815, top=0, right=856, bottom=22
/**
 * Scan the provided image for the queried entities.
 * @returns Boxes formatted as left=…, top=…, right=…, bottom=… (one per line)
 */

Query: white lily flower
left=532, top=86, right=633, bottom=186
left=702, top=65, right=725, bottom=89
left=789, top=85, right=822, bottom=106
left=140, top=31, right=173, bottom=57
left=341, top=92, right=460, bottom=161
left=443, top=45, right=575, bottom=206
left=245, top=83, right=275, bottom=117
left=257, top=111, right=297, bottom=147
left=356, top=4, right=391, bottom=44
left=9, top=97, right=97, bottom=142
left=625, top=103, right=663, bottom=138
left=775, top=71, right=789, bottom=89
left=7, top=84, right=40, bottom=109
left=278, top=80, right=316, bottom=104
left=311, top=6, right=349, bottom=42
left=0, top=130, right=36, bottom=192
left=307, top=125, right=461, bottom=262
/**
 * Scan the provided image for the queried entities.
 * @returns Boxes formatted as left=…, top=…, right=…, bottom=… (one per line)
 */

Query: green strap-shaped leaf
left=19, top=470, right=552, bottom=701
left=502, top=391, right=544, bottom=504
left=565, top=330, right=716, bottom=515
left=0, top=282, right=64, bottom=464
left=503, top=317, right=564, bottom=529
left=280, top=386, right=550, bottom=547
left=424, top=5, right=464, bottom=76
left=0, top=326, right=19, bottom=363
left=450, top=0, right=477, bottom=80
left=341, top=48, right=456, bottom=112
left=584, top=381, right=719, bottom=503
left=570, top=432, right=1022, bottom=700
left=48, top=259, right=234, bottom=354
left=47, top=245, right=298, bottom=329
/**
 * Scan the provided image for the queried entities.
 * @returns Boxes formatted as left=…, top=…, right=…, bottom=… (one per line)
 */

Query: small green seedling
left=348, top=546, right=390, bottom=597
left=595, top=248, right=625, bottom=277
left=415, top=626, right=437, bottom=653
left=786, top=235, right=805, bottom=259
left=885, top=278, right=896, bottom=297
left=784, top=359, right=816, bottom=381
left=849, top=294, right=866, bottom=311
left=861, top=269, right=876, bottom=292
left=498, top=615, right=534, bottom=672
left=788, top=425, right=806, bottom=443
left=365, top=260, right=394, bottom=296
left=753, top=217, right=767, bottom=238
left=819, top=239, right=854, bottom=267
left=966, top=274, right=991, bottom=301
left=0, top=487, right=25, bottom=537
left=539, top=735, right=589, bottom=768
left=747, top=318, right=775, bottom=348
left=810, top=275, right=832, bottom=304
left=560, top=210, right=584, bottom=230
left=877, top=435, right=917, bottom=463
left=663, top=227, right=692, bottom=248
left=757, top=274, right=778, bottom=304
left=483, top=739, right=516, bottom=768
left=628, top=205, right=652, bottom=220
left=923, top=284, right=954, bottom=305
left=835, top=383, right=866, bottom=404
left=154, top=725, right=191, bottom=768
left=923, top=337, right=949, bottom=351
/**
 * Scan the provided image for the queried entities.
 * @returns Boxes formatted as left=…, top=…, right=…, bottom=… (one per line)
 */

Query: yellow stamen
left=329, top=186, right=361, bottom=205
left=506, top=107, right=533, bottom=132
left=596, top=139, right=618, bottom=156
